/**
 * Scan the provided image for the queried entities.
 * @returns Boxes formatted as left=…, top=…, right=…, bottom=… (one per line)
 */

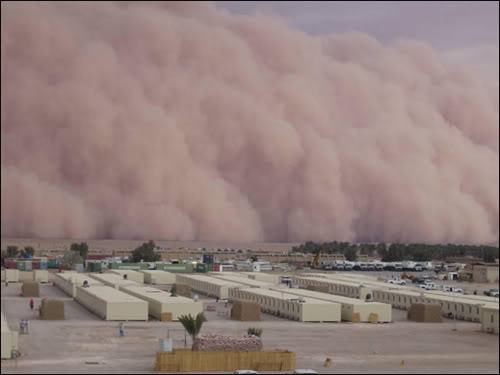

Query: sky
left=1, top=1, right=498, bottom=244
left=217, top=1, right=499, bottom=83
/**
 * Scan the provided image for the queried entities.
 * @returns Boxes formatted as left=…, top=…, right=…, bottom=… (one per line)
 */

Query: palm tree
left=247, top=328, right=263, bottom=337
left=178, top=313, right=207, bottom=347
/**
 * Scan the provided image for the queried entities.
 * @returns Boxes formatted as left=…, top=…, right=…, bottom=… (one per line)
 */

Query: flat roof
left=90, top=273, right=142, bottom=286
left=211, top=274, right=276, bottom=287
left=120, top=285, right=195, bottom=304
left=76, top=285, right=146, bottom=303
left=177, top=274, right=244, bottom=287
left=109, top=270, right=143, bottom=275
left=56, top=273, right=103, bottom=285
left=233, top=288, right=337, bottom=305
left=295, top=276, right=368, bottom=288
left=276, top=288, right=386, bottom=305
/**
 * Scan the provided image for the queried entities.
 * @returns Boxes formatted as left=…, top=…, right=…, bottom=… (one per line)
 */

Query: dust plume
left=1, top=1, right=498, bottom=244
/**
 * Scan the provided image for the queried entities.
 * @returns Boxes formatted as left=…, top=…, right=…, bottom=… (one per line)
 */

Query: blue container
left=40, top=262, right=48, bottom=270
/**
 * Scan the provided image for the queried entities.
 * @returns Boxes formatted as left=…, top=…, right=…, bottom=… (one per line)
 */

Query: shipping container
left=48, top=259, right=58, bottom=269
left=32, top=261, right=41, bottom=270
left=17, top=262, right=25, bottom=271
left=109, top=263, right=149, bottom=270
left=140, top=270, right=176, bottom=285
left=40, top=262, right=48, bottom=270
left=6, top=260, right=17, bottom=269
left=156, top=264, right=194, bottom=273
left=87, top=254, right=109, bottom=260
left=212, top=264, right=221, bottom=272
left=25, top=261, right=32, bottom=271
left=203, top=255, right=214, bottom=264
left=90, top=262, right=102, bottom=273
left=196, top=263, right=210, bottom=273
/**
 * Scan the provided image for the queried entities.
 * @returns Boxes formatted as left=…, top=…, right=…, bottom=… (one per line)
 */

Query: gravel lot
left=1, top=283, right=498, bottom=374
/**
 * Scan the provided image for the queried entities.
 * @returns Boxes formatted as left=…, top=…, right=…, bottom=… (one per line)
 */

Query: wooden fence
left=155, top=349, right=296, bottom=372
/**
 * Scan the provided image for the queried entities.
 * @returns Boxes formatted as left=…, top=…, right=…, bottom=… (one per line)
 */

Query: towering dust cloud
left=1, top=2, right=498, bottom=243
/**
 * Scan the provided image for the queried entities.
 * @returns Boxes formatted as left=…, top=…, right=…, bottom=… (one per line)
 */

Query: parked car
left=234, top=371, right=259, bottom=375
left=388, top=279, right=406, bottom=285
left=451, top=287, right=463, bottom=294
left=293, top=370, right=319, bottom=374
left=484, top=289, right=499, bottom=297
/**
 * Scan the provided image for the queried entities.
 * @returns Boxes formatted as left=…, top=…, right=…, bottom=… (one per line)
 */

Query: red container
left=6, top=259, right=17, bottom=269
left=212, top=263, right=221, bottom=272
left=32, top=261, right=41, bottom=270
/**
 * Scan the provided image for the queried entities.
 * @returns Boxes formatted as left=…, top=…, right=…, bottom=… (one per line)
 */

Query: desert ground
left=1, top=282, right=498, bottom=374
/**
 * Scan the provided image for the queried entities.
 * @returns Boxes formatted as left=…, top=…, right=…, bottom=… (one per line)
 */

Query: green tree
left=131, top=240, right=161, bottom=263
left=483, top=249, right=497, bottom=263
left=179, top=313, right=207, bottom=347
left=247, top=328, right=263, bottom=337
left=6, top=246, right=19, bottom=258
left=344, top=246, right=358, bottom=262
left=62, top=251, right=83, bottom=269
left=70, top=242, right=89, bottom=260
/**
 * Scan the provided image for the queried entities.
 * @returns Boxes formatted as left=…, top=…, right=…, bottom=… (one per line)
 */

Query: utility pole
left=452, top=290, right=457, bottom=331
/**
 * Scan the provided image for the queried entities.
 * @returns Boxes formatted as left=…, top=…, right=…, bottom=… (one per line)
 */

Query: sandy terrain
left=1, top=283, right=498, bottom=374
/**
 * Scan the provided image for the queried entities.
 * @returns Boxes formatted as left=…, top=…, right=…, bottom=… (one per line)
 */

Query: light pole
left=452, top=290, right=457, bottom=331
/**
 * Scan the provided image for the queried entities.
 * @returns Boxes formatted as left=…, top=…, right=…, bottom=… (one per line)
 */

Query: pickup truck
left=484, top=289, right=499, bottom=297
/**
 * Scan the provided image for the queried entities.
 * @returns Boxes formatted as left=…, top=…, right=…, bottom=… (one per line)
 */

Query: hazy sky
left=217, top=1, right=499, bottom=82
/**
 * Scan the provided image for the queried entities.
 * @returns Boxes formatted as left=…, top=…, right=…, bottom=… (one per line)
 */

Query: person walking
left=29, top=298, right=34, bottom=311
left=25, top=319, right=29, bottom=334
left=119, top=323, right=124, bottom=337
left=20, top=320, right=25, bottom=335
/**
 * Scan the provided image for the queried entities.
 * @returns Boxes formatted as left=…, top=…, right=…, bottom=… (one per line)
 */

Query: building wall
left=33, top=270, right=49, bottom=283
left=5, top=269, right=19, bottom=282
left=481, top=308, right=499, bottom=335
left=473, top=265, right=499, bottom=283
left=106, top=302, right=148, bottom=321
left=140, top=271, right=176, bottom=285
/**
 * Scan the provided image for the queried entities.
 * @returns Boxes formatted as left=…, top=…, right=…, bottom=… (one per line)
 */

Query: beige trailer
left=33, top=270, right=49, bottom=283
left=1, top=311, right=18, bottom=359
left=480, top=305, right=499, bottom=334
left=75, top=285, right=148, bottom=321
left=176, top=274, right=245, bottom=299
left=120, top=285, right=202, bottom=321
left=140, top=270, right=176, bottom=285
left=1, top=269, right=5, bottom=282
left=294, top=277, right=374, bottom=300
left=109, top=269, right=144, bottom=284
left=5, top=269, right=19, bottom=282
left=229, top=288, right=341, bottom=323
left=273, top=287, right=392, bottom=322
left=89, top=273, right=142, bottom=291
left=372, top=288, right=489, bottom=322
left=54, top=273, right=103, bottom=298
left=211, top=274, right=277, bottom=289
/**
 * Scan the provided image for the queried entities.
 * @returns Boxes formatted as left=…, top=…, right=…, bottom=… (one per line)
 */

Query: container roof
left=56, top=273, right=103, bottom=285
left=76, top=285, right=146, bottom=303
left=90, top=273, right=142, bottom=286
left=234, top=288, right=338, bottom=305
left=275, top=288, right=387, bottom=305
left=211, top=274, right=275, bottom=287
left=139, top=270, right=174, bottom=274
left=121, top=285, right=196, bottom=303
left=178, top=274, right=244, bottom=287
